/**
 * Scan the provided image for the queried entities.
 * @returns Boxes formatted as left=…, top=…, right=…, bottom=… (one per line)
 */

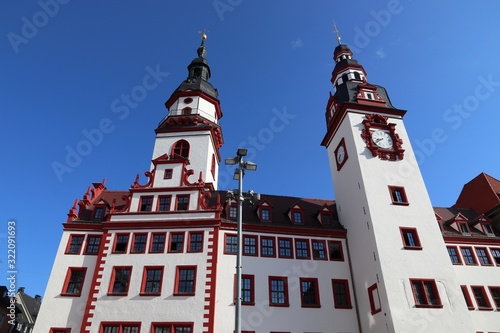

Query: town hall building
left=33, top=34, right=500, bottom=333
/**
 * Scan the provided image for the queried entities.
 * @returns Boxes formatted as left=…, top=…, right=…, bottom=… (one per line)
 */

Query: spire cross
left=332, top=21, right=341, bottom=45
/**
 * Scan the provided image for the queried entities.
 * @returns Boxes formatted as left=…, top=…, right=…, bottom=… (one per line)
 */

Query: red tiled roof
left=454, top=172, right=500, bottom=215
left=75, top=190, right=128, bottom=222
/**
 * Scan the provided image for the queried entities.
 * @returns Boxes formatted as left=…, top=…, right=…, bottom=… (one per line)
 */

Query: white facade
left=33, top=40, right=500, bottom=333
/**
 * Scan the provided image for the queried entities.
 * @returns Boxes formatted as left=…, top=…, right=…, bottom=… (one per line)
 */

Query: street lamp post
left=225, top=148, right=259, bottom=333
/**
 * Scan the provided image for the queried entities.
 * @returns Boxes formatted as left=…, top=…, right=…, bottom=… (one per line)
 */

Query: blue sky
left=1, top=1, right=500, bottom=297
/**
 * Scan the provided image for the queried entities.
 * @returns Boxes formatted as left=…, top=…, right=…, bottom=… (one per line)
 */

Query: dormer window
left=459, top=222, right=470, bottom=234
left=289, top=204, right=305, bottom=224
left=365, top=92, right=375, bottom=100
left=322, top=213, right=332, bottom=225
left=483, top=223, right=494, bottom=235
left=261, top=208, right=270, bottom=221
left=257, top=201, right=273, bottom=222
left=93, top=207, right=104, bottom=220
left=318, top=206, right=334, bottom=226
left=229, top=205, right=237, bottom=219
left=293, top=212, right=303, bottom=224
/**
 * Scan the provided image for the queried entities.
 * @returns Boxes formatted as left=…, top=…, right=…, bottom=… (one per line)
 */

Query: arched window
left=172, top=140, right=190, bottom=158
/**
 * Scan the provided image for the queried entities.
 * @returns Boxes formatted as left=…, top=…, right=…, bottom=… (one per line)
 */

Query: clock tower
left=321, top=42, right=474, bottom=332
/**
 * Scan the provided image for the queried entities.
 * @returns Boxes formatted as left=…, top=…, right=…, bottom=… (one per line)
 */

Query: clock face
left=336, top=145, right=345, bottom=164
left=372, top=130, right=393, bottom=149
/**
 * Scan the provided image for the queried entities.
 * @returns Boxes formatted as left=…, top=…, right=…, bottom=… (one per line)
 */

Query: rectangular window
left=243, top=235, right=257, bottom=256
left=292, top=211, right=303, bottom=224
left=476, top=248, right=492, bottom=265
left=174, top=266, right=196, bottom=295
left=278, top=238, right=293, bottom=258
left=328, top=240, right=344, bottom=261
left=388, top=186, right=409, bottom=205
left=321, top=212, right=332, bottom=226
left=300, top=278, right=320, bottom=307
left=139, top=196, right=153, bottom=212
left=261, top=208, right=270, bottom=221
left=61, top=267, right=86, bottom=296
left=461, top=285, right=474, bottom=310
left=447, top=246, right=461, bottom=264
left=152, top=323, right=193, bottom=333
left=269, top=276, right=289, bottom=307
left=169, top=233, right=184, bottom=253
left=311, top=240, right=327, bottom=260
left=459, top=222, right=469, bottom=234
left=483, top=223, right=494, bottom=234
left=176, top=195, right=189, bottom=211
left=229, top=205, right=237, bottom=219
left=149, top=233, right=166, bottom=253
left=471, top=286, right=492, bottom=309
left=400, top=227, right=422, bottom=249
left=332, top=279, right=352, bottom=308
left=66, top=235, right=84, bottom=254
left=461, top=247, right=477, bottom=265
left=101, top=323, right=140, bottom=333
left=488, top=286, right=500, bottom=309
left=295, top=239, right=310, bottom=259
left=93, top=207, right=104, bottom=220
left=368, top=283, right=381, bottom=315
left=410, top=279, right=442, bottom=308
left=109, top=267, right=132, bottom=295
left=225, top=234, right=237, bottom=254
left=241, top=275, right=255, bottom=305
left=187, top=232, right=203, bottom=252
left=113, top=234, right=129, bottom=253
left=163, top=169, right=173, bottom=179
left=491, top=248, right=500, bottom=265
left=131, top=233, right=147, bottom=253
left=158, top=196, right=171, bottom=211
left=261, top=237, right=275, bottom=257
left=141, top=266, right=163, bottom=295
left=84, top=235, right=101, bottom=255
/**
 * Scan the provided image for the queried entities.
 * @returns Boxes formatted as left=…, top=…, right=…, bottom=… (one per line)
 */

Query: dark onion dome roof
left=171, top=34, right=218, bottom=99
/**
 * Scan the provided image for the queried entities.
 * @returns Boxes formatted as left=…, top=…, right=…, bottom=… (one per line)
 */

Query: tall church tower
left=321, top=42, right=475, bottom=332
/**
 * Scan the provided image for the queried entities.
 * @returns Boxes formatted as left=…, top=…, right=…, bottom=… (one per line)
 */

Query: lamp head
left=243, top=161, right=257, bottom=171
left=225, top=157, right=237, bottom=165
left=237, top=148, right=248, bottom=157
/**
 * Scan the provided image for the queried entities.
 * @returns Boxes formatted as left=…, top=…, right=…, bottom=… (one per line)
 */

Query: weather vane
left=332, top=21, right=341, bottom=45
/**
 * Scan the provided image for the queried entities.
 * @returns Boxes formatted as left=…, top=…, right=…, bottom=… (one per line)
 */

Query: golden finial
left=198, top=29, right=208, bottom=41
left=332, top=21, right=341, bottom=45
